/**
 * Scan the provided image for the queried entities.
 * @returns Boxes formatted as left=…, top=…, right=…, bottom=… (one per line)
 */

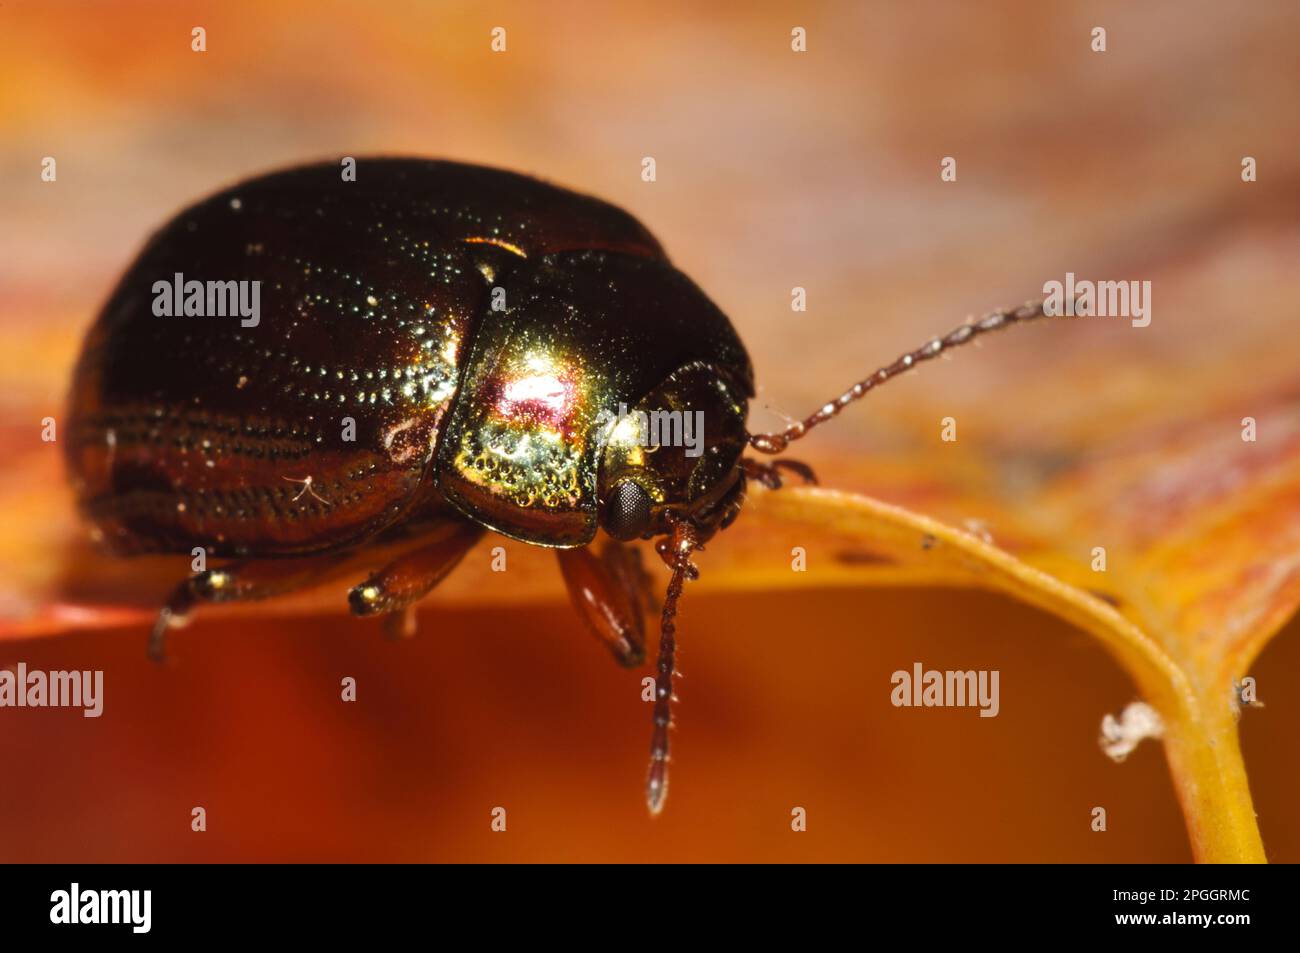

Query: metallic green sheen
left=437, top=250, right=753, bottom=546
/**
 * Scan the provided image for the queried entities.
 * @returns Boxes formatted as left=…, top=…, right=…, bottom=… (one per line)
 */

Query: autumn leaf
left=4, top=0, right=1300, bottom=863
left=4, top=214, right=1299, bottom=863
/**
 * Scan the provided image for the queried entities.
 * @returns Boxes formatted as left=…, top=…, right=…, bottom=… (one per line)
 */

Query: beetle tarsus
left=148, top=580, right=197, bottom=662
left=149, top=554, right=358, bottom=660
left=147, top=610, right=172, bottom=663
left=148, top=590, right=194, bottom=662
left=741, top=457, right=817, bottom=490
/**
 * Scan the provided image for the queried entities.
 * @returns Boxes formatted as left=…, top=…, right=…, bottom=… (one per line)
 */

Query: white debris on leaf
left=1100, top=701, right=1165, bottom=762
left=962, top=518, right=994, bottom=545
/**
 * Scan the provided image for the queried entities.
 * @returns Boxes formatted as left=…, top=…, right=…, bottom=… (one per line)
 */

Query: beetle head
left=596, top=362, right=749, bottom=545
left=620, top=295, right=1060, bottom=815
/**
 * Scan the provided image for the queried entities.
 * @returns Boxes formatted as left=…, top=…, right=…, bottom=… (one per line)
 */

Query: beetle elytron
left=66, top=159, right=1051, bottom=812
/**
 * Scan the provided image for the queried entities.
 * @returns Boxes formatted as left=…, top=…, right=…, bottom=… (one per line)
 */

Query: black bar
left=0, top=864, right=1283, bottom=939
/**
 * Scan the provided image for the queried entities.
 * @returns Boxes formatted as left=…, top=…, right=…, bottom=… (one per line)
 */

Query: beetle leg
left=148, top=551, right=355, bottom=661
left=607, top=540, right=660, bottom=617
left=557, top=542, right=650, bottom=667
left=740, top=457, right=818, bottom=490
left=347, top=522, right=484, bottom=619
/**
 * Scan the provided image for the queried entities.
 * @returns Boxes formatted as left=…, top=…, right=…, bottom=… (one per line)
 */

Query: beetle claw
left=148, top=605, right=193, bottom=662
left=741, top=457, right=818, bottom=490
left=147, top=611, right=170, bottom=663
left=148, top=578, right=198, bottom=662
left=382, top=605, right=419, bottom=640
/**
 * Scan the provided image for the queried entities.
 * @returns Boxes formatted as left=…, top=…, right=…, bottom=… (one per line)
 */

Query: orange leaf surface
left=3, top=0, right=1299, bottom=863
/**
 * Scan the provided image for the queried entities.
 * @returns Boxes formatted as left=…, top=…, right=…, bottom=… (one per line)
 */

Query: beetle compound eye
left=605, top=479, right=652, bottom=541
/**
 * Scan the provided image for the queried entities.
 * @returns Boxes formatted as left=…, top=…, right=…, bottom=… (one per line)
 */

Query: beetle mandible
left=66, top=159, right=1056, bottom=813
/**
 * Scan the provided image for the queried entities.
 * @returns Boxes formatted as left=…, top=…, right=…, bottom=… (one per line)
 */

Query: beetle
left=65, top=158, right=1053, bottom=813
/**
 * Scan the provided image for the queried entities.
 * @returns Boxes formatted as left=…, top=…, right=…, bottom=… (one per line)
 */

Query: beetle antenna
left=646, top=518, right=699, bottom=815
left=748, top=299, right=1054, bottom=453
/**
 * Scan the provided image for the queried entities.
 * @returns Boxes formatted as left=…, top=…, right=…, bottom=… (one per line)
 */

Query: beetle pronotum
left=66, top=159, right=1057, bottom=813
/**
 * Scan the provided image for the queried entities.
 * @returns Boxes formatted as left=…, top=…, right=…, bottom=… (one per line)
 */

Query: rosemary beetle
left=65, top=158, right=1054, bottom=813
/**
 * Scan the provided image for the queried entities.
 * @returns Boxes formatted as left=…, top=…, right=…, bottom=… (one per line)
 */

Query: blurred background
left=2, top=0, right=1299, bottom=861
